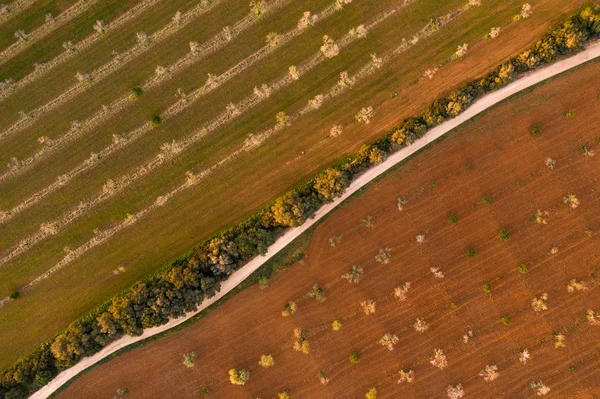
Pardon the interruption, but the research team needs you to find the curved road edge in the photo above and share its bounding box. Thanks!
[32,40,600,399]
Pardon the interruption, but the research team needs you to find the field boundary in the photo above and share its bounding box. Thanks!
[28,36,600,399]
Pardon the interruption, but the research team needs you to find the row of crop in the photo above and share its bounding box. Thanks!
[1,6,599,399]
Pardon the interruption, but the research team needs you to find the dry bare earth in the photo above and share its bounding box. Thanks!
[0,0,591,370]
[56,57,600,398]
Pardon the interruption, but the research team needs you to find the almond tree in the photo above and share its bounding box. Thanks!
[398,369,415,383]
[266,32,280,47]
[297,11,314,30]
[554,333,566,348]
[258,354,275,368]
[479,364,499,382]
[447,384,465,399]
[531,293,549,312]
[136,31,150,46]
[566,279,588,292]
[531,381,550,396]
[533,209,549,225]
[394,282,411,301]
[62,41,75,52]
[375,247,392,264]
[306,284,326,303]
[250,0,266,16]
[335,0,352,11]
[563,194,580,208]
[430,349,447,369]
[228,368,250,385]
[276,111,289,126]
[486,26,501,39]
[355,106,375,124]
[585,309,600,325]
[281,301,297,317]
[361,300,376,315]
[330,125,343,137]
[430,267,444,279]
[183,351,198,367]
[519,349,531,364]
[365,388,377,399]
[292,328,310,354]
[93,20,105,34]
[329,235,341,247]
[452,44,468,60]
[343,266,364,283]
[413,318,429,333]
[14,29,28,41]
[320,35,339,58]
[379,333,399,350]
[289,65,300,80]
[545,157,556,169]
[332,319,342,331]
[416,234,425,244]
[462,330,473,344]
[423,67,439,79]
[338,71,355,88]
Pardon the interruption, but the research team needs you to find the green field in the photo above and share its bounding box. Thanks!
[0,0,588,370]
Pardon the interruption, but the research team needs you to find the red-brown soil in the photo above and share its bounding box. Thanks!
[57,59,600,399]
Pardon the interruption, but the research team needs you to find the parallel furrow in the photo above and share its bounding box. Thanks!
[0,0,165,102]
[0,0,340,221]
[0,0,226,141]
[0,0,103,65]
[0,0,477,307]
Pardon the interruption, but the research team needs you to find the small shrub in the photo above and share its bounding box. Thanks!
[447,213,458,224]
[466,247,476,258]
[498,229,510,241]
[150,114,162,126]
[501,316,511,326]
[258,354,275,368]
[342,266,363,283]
[564,109,575,118]
[482,283,492,293]
[131,87,143,97]
[518,263,529,274]
[481,195,492,204]
[332,319,342,331]
[398,368,415,383]
[228,369,250,385]
[200,388,210,396]
[258,278,269,289]
[365,387,377,399]
[9,290,20,299]
[306,284,326,303]
[281,301,297,317]
[529,125,542,136]
[363,216,374,227]
[349,351,360,363]
[183,351,197,367]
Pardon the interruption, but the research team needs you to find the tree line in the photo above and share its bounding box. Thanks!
[1,6,599,398]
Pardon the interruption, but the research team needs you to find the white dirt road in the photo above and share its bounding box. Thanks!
[31,40,600,399]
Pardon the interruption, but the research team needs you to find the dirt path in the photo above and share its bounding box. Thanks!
[30,40,600,399]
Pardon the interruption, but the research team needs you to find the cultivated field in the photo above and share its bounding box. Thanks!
[55,56,600,398]
[0,0,592,370]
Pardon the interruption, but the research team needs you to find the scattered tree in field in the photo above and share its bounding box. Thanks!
[343,266,364,283]
[531,381,550,396]
[447,384,465,399]
[136,32,150,46]
[563,194,580,208]
[482,283,492,293]
[183,352,197,367]
[585,228,593,237]
[370,53,383,70]
[1,4,11,15]
[479,364,499,382]
[172,11,182,25]
[330,125,343,137]
[355,106,375,124]
[7,156,21,171]
[416,234,425,244]
[430,349,447,369]
[361,300,376,315]
[62,41,76,52]
[397,198,408,211]
[329,235,341,247]
[550,245,559,255]
[462,330,473,344]
[394,282,411,301]
[221,26,232,42]
[258,354,275,368]
[314,168,348,199]
[319,370,330,385]
[131,87,143,98]
[363,216,374,227]
[297,11,313,30]
[0,78,14,93]
[289,65,300,80]
[518,263,529,274]
[380,333,399,351]
[276,111,289,126]
[375,247,392,264]
[398,368,415,383]
[565,109,575,118]
[452,44,468,60]
[226,102,240,118]
[469,0,482,6]
[498,229,510,241]
[447,213,458,224]
[189,41,201,54]
[585,309,600,326]
[519,349,531,364]
[150,114,162,127]
[338,71,355,88]
[281,301,297,317]
[580,145,595,158]
[93,20,105,34]
[413,318,429,333]
[430,267,444,279]
[423,67,439,79]
[545,157,556,169]
[365,388,377,399]
[533,209,549,225]
[466,247,476,257]
[566,279,588,293]
[553,333,566,348]
[306,284,326,303]
[292,328,310,354]
[335,0,352,11]
[228,368,250,385]
[14,29,28,41]
[250,0,266,16]
[320,35,339,58]
[40,222,58,236]
[501,316,511,326]
[308,94,324,110]
[258,277,269,289]
[349,24,367,38]
[481,194,492,204]
[486,26,501,39]
[332,319,342,331]
[349,351,360,363]
[531,293,549,312]
[9,290,20,300]
[278,392,290,399]
[266,32,280,47]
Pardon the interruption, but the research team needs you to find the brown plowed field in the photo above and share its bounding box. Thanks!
[57,60,600,398]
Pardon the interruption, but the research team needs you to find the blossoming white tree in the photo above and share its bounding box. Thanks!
[519,349,531,364]
[531,381,550,396]
[320,35,339,58]
[379,333,399,350]
[398,369,415,383]
[355,106,374,124]
[531,293,549,312]
[447,384,464,399]
[343,266,364,283]
[479,364,499,382]
[330,125,343,137]
[361,299,376,315]
[413,318,429,333]
[375,247,392,264]
[394,282,411,301]
[430,349,447,369]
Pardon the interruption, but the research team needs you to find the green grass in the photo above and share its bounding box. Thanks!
[0,0,591,369]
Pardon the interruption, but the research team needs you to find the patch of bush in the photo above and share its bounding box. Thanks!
[349,351,360,363]
[529,125,542,136]
[466,247,477,258]
[4,7,600,396]
[447,213,458,224]
[518,263,529,274]
[498,229,511,241]
[131,87,143,98]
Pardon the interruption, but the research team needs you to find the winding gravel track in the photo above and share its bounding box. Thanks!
[30,40,600,399]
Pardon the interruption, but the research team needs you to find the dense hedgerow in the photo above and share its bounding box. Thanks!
[2,7,600,399]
